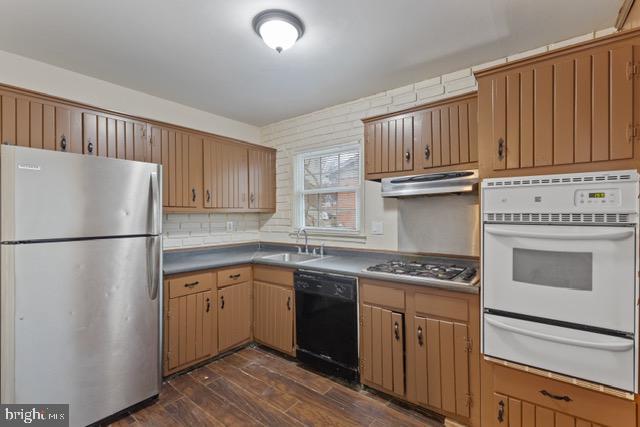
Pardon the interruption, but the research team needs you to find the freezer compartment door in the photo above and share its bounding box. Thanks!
[2,237,161,426]
[484,313,635,392]
[1,145,161,241]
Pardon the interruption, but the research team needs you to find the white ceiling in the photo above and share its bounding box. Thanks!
[0,0,622,126]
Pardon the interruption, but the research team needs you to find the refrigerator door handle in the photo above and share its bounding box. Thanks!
[150,172,160,235]
[147,236,161,300]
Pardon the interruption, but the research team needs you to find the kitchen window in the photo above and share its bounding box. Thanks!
[294,144,362,233]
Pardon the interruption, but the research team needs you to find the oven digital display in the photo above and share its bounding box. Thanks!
[588,192,606,199]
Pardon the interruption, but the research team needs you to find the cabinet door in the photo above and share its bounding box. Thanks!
[364,115,414,178]
[187,134,203,208]
[55,106,82,154]
[248,149,276,210]
[166,289,216,371]
[149,125,163,164]
[82,112,98,155]
[414,316,470,418]
[361,304,405,396]
[1,94,16,146]
[218,282,251,352]
[253,281,293,353]
[205,140,248,209]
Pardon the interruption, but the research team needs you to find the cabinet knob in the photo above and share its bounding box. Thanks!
[60,135,67,151]
[220,295,225,309]
[87,140,94,154]
[192,188,196,202]
[404,151,411,161]
[497,138,505,160]
[394,321,400,341]
[417,326,423,346]
[424,145,431,160]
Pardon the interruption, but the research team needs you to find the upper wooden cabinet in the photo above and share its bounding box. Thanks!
[248,149,276,210]
[362,92,479,181]
[476,29,640,178]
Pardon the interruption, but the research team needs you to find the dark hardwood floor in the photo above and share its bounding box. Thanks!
[107,346,444,427]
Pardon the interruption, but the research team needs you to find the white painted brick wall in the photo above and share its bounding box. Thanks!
[162,213,260,249]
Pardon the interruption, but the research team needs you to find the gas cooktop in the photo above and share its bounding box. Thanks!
[365,260,478,285]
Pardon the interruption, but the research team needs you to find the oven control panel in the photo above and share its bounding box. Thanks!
[574,189,621,206]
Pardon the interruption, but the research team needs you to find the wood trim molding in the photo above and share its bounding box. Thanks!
[0,82,274,152]
[474,26,640,78]
[616,0,636,29]
[362,91,477,123]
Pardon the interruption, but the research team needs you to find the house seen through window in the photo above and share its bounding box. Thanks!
[295,144,362,233]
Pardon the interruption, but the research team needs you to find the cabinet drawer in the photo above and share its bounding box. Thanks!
[493,365,635,426]
[218,266,252,287]
[414,292,468,322]
[253,265,293,287]
[361,281,405,311]
[168,272,214,299]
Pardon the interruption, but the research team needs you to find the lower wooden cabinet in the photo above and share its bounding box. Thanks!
[252,265,295,355]
[484,362,636,427]
[217,281,252,353]
[361,304,405,397]
[163,272,217,376]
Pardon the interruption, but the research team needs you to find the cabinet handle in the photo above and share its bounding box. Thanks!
[424,144,431,160]
[220,295,225,309]
[60,134,67,151]
[417,326,423,346]
[497,399,505,423]
[229,273,241,280]
[250,193,255,203]
[192,188,196,202]
[404,151,411,161]
[497,138,505,160]
[184,281,199,288]
[206,298,211,313]
[539,389,572,402]
[394,321,400,341]
[287,296,291,311]
[87,140,94,154]
[206,189,211,203]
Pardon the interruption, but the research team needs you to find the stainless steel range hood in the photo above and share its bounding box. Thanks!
[381,170,478,197]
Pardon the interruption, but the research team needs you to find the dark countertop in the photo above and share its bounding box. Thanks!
[163,242,479,294]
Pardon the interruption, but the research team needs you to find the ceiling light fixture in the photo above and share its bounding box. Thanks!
[252,9,304,53]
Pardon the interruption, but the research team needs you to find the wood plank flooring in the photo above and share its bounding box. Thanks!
[106,346,443,427]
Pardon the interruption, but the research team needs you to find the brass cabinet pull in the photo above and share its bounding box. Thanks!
[192,188,196,202]
[206,298,211,313]
[220,295,225,309]
[497,137,505,160]
[287,296,291,311]
[424,144,431,160]
[539,389,572,402]
[229,273,241,280]
[60,134,67,151]
[394,321,400,340]
[417,326,423,346]
[184,281,199,288]
[404,151,411,161]
[497,399,505,423]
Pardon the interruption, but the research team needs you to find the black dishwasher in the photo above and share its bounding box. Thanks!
[294,270,359,382]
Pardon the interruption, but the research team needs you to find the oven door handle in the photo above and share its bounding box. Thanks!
[485,316,633,351]
[485,226,634,241]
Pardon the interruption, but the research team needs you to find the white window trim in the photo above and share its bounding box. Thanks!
[293,142,363,236]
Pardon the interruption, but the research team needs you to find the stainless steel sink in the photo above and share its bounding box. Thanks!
[260,252,329,264]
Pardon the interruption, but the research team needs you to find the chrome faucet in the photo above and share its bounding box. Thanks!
[296,228,309,254]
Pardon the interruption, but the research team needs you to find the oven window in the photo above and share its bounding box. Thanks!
[513,248,592,290]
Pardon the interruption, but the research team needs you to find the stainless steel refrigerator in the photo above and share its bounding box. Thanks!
[0,145,162,426]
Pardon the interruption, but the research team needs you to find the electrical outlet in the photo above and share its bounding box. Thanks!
[370,221,384,235]
[226,221,234,232]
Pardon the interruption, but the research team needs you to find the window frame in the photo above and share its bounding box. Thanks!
[293,142,363,235]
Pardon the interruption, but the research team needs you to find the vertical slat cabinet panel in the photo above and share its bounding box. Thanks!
[70,110,83,154]
[468,97,479,163]
[29,101,43,149]
[389,120,398,172]
[609,45,633,160]
[418,111,433,170]
[449,104,460,165]
[492,75,507,170]
[175,133,184,207]
[365,123,374,175]
[150,126,162,164]
[253,281,265,343]
[15,98,29,147]
[1,95,16,145]
[371,306,383,386]
[508,398,523,427]
[125,122,135,160]
[440,107,451,166]
[506,73,521,169]
[522,402,536,427]
[414,317,428,406]
[185,293,197,363]
[391,312,404,396]
[181,133,190,207]
[200,290,216,359]
[178,297,187,365]
[533,63,553,166]
[432,109,442,167]
[439,321,456,414]
[194,293,204,359]
[553,59,575,165]
[361,304,373,382]
[237,145,249,209]
[459,102,470,164]
[82,113,97,155]
[107,118,116,158]
[116,120,126,159]
[575,55,592,163]
[97,115,107,157]
[55,107,71,153]
[381,309,393,391]
[188,135,203,208]
[43,104,55,151]
[403,115,414,171]
[203,139,213,208]
[133,122,146,162]
[454,323,470,418]
[161,129,169,207]
[519,69,534,168]
[374,122,382,173]
[535,407,554,427]
[280,287,293,353]
[168,131,177,207]
[592,51,610,162]
[426,318,442,408]
[381,121,389,173]
[248,149,259,209]
[167,297,180,371]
